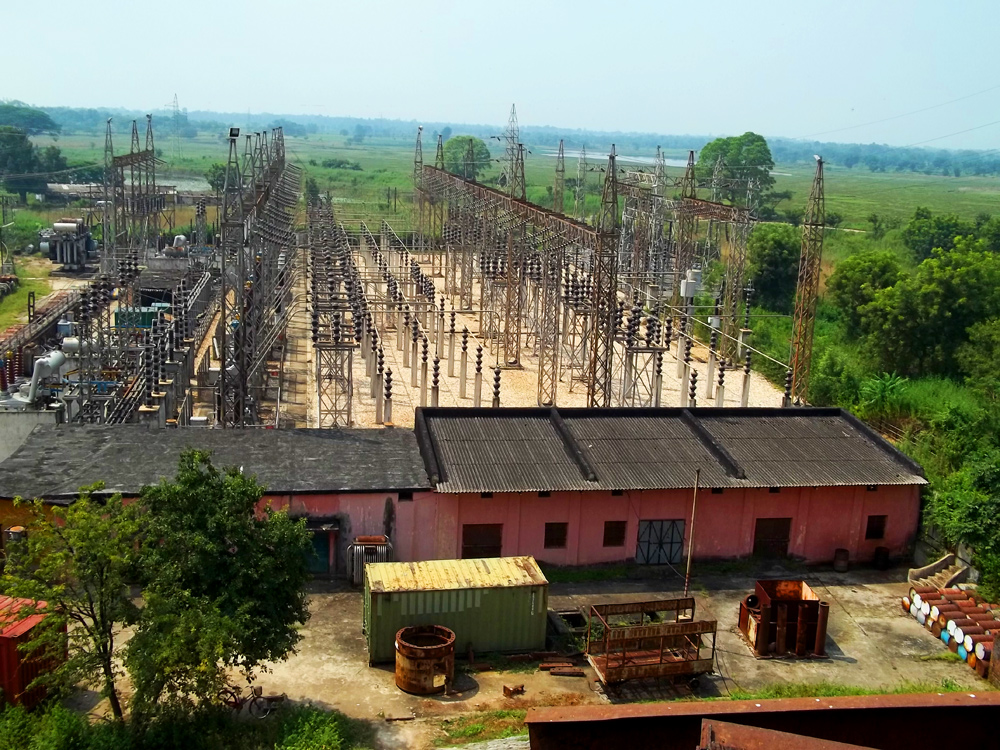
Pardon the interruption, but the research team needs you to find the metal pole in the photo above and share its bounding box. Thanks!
[683,468,701,597]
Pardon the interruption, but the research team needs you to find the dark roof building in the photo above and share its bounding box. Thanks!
[0,424,429,502]
[415,407,926,493]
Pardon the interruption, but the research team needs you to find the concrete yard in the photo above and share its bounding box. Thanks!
[257,566,986,749]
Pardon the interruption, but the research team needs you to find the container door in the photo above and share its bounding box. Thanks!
[635,520,685,565]
[753,518,792,558]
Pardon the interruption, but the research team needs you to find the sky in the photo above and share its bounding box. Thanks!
[8,0,1000,149]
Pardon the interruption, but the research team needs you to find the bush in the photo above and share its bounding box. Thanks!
[276,706,343,750]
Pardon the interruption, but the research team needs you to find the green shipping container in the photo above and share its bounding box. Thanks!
[364,557,548,664]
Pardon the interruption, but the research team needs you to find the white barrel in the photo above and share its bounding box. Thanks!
[976,641,993,660]
[917,611,927,625]
[53,222,81,233]
[909,603,919,618]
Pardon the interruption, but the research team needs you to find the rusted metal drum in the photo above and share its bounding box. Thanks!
[975,640,993,662]
[931,603,960,621]
[947,617,976,635]
[965,633,993,653]
[394,625,456,695]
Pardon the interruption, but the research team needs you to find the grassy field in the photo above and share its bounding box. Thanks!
[0,258,52,331]
[32,130,1000,232]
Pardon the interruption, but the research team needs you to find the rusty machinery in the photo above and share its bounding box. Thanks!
[738,580,831,659]
[585,598,717,686]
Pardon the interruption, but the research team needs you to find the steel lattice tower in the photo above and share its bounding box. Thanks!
[672,150,697,306]
[575,145,587,221]
[790,157,825,404]
[587,147,619,407]
[553,139,565,213]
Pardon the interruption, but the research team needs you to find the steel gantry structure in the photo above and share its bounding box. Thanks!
[218,127,302,427]
[790,156,825,404]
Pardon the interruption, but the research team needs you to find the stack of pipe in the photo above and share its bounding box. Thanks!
[901,586,998,679]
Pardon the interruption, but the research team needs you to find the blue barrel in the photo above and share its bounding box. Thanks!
[957,644,968,661]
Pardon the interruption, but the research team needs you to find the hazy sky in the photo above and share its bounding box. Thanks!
[9,0,1000,149]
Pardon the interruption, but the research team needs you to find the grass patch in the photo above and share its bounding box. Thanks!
[918,651,964,663]
[539,562,629,583]
[721,679,964,701]
[436,709,527,747]
[0,259,52,331]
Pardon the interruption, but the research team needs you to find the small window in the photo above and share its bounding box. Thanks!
[481,492,493,499]
[611,490,624,497]
[538,491,551,498]
[603,520,627,548]
[866,514,887,540]
[769,487,781,494]
[544,522,568,549]
[866,485,878,492]
[398,491,413,501]
[711,488,724,495]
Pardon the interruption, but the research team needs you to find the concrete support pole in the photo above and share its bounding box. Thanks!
[706,332,717,401]
[383,369,393,426]
[459,329,469,399]
[474,346,483,407]
[437,309,445,358]
[420,337,429,407]
[741,351,752,408]
[410,336,419,388]
[431,356,440,407]
[448,328,456,377]
[375,373,384,424]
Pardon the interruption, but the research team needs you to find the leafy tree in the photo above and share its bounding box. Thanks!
[0,126,43,202]
[697,132,775,203]
[747,223,800,312]
[860,237,1000,377]
[901,206,971,261]
[1,489,140,719]
[825,212,843,229]
[127,450,311,718]
[867,212,884,240]
[956,318,1000,399]
[783,207,805,227]
[440,126,452,141]
[204,162,227,193]
[304,176,320,203]
[826,250,902,336]
[352,123,368,144]
[0,103,60,135]
[37,145,67,175]
[442,136,491,181]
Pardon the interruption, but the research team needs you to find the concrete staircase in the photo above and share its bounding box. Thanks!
[908,553,970,590]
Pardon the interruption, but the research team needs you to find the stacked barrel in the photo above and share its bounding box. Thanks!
[902,586,998,679]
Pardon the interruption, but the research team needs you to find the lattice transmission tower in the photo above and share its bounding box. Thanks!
[553,139,565,213]
[790,157,825,404]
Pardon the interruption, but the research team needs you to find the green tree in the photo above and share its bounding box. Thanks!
[204,162,227,193]
[826,250,902,337]
[901,206,971,261]
[304,176,320,203]
[442,136,491,181]
[126,450,312,718]
[747,223,800,312]
[37,145,67,175]
[956,318,1000,399]
[0,126,43,202]
[0,103,60,135]
[1,489,140,719]
[697,132,775,203]
[860,237,1000,377]
[440,126,452,141]
[867,212,884,239]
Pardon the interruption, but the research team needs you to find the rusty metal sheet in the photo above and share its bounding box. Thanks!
[592,598,695,617]
[606,620,716,642]
[595,657,715,683]
[699,719,875,749]
[365,556,547,593]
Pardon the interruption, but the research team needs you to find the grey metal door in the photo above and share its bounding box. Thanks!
[636,520,685,565]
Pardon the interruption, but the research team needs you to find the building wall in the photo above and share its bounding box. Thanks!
[393,485,920,566]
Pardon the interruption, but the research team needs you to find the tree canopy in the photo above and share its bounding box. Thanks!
[900,206,971,261]
[697,132,775,203]
[747,223,799,312]
[0,103,60,135]
[826,250,902,337]
[204,163,227,192]
[442,136,491,181]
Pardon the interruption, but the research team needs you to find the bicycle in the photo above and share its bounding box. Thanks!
[217,679,285,719]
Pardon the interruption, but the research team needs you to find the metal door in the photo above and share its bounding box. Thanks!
[462,524,503,559]
[753,518,792,558]
[635,520,685,565]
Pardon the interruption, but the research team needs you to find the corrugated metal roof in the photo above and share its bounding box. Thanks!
[418,407,927,493]
[365,556,548,593]
[0,597,48,639]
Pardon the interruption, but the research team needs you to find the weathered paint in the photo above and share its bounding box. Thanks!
[364,559,548,663]
[394,485,920,565]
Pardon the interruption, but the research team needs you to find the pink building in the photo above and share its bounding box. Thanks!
[0,407,926,574]
[398,407,925,568]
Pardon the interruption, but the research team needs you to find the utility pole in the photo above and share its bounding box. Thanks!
[790,156,825,404]
[553,139,565,214]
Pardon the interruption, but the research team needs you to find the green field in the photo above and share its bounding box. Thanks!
[33,131,1000,232]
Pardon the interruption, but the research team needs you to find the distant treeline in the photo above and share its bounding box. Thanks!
[32,104,1000,176]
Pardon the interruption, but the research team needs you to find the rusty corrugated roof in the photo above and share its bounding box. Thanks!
[0,597,49,639]
[365,556,547,593]
[416,407,927,493]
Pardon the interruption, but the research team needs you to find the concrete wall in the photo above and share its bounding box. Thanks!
[393,485,921,566]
